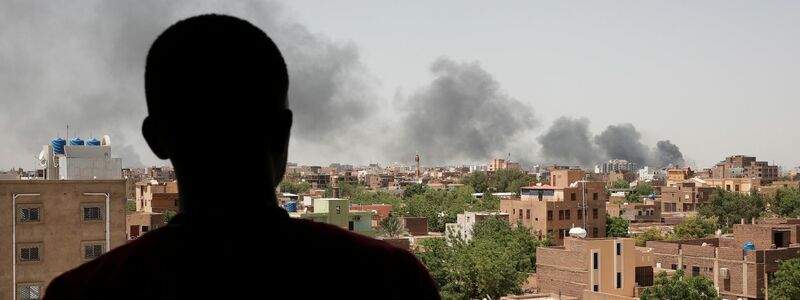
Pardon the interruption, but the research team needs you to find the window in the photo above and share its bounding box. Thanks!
[593,252,599,269]
[692,266,700,276]
[559,229,567,239]
[593,227,599,237]
[593,192,598,200]
[18,285,42,300]
[526,209,530,219]
[83,207,102,221]
[19,207,41,223]
[547,210,553,221]
[616,243,621,255]
[593,208,598,219]
[335,206,341,214]
[142,226,150,232]
[19,245,41,262]
[512,208,515,215]
[616,272,622,288]
[593,285,599,292]
[671,264,677,270]
[519,209,523,218]
[84,244,104,260]
[558,210,564,220]
[577,209,583,220]
[570,193,576,201]
[565,209,570,220]
[735,185,740,192]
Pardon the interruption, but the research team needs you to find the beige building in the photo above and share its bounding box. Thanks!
[134,180,178,212]
[488,159,521,172]
[537,237,655,299]
[606,201,661,223]
[648,219,800,300]
[501,170,607,245]
[659,182,715,213]
[712,155,780,184]
[0,180,126,300]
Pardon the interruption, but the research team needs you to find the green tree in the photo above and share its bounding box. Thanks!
[606,214,629,237]
[700,189,765,229]
[670,216,716,240]
[403,186,498,232]
[769,257,800,300]
[640,269,719,300]
[162,210,177,223]
[625,182,656,203]
[770,188,800,217]
[461,171,489,193]
[379,215,407,238]
[495,169,534,194]
[403,183,428,199]
[635,227,665,247]
[416,216,550,300]
[612,179,630,189]
[279,181,311,194]
[126,200,137,213]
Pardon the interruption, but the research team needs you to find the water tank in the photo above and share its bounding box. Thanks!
[69,137,85,146]
[86,138,101,146]
[51,138,66,154]
[743,242,755,254]
[285,201,297,212]
[569,227,587,238]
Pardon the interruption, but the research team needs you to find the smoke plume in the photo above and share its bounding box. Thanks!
[537,117,599,167]
[390,58,537,164]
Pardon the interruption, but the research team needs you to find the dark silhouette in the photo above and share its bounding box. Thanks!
[44,14,438,299]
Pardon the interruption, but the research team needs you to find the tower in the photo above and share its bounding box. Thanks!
[415,153,420,178]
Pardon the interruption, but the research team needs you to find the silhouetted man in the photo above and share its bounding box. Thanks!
[44,14,439,300]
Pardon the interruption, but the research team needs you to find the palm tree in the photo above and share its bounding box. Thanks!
[380,215,408,238]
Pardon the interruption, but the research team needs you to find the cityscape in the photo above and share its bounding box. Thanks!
[3,1,800,300]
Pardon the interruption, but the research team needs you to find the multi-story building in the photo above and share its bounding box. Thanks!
[292,198,374,236]
[350,204,393,228]
[697,177,761,194]
[446,211,510,241]
[134,180,179,212]
[648,219,800,300]
[537,237,655,299]
[712,155,780,184]
[659,182,715,213]
[595,159,639,174]
[638,166,667,183]
[0,180,126,299]
[606,201,661,223]
[500,170,607,245]
[487,159,521,172]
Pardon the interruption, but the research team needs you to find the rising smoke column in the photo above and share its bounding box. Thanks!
[537,117,599,167]
[594,123,650,166]
[391,58,537,164]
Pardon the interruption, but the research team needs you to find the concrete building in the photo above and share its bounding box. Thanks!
[0,180,126,299]
[446,211,510,241]
[697,177,761,194]
[638,166,667,183]
[606,201,661,223]
[400,217,429,236]
[659,182,715,213]
[712,155,780,184]
[292,198,374,236]
[666,167,694,186]
[125,211,167,240]
[537,237,655,299]
[500,170,607,245]
[759,180,800,197]
[134,180,179,213]
[40,136,122,180]
[595,159,639,174]
[350,204,392,228]
[648,219,800,300]
[488,159,521,172]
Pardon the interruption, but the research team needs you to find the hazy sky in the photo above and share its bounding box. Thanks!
[2,1,799,170]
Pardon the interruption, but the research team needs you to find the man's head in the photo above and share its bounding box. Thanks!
[143,14,291,187]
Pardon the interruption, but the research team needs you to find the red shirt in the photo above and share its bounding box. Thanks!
[44,209,439,299]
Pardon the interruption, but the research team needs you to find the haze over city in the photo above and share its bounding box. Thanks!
[2,0,799,170]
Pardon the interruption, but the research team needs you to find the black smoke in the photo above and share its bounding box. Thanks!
[537,117,599,167]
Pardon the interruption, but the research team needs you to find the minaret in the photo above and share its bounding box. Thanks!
[415,153,420,178]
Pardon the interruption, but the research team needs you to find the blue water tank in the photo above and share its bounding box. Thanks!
[743,242,755,254]
[70,137,85,146]
[86,138,101,146]
[51,138,66,154]
[285,201,297,212]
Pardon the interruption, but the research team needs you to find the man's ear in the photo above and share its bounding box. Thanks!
[142,116,170,160]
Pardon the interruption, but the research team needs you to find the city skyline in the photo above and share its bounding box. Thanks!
[2,0,799,170]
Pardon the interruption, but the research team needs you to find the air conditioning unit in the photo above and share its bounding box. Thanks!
[720,268,729,279]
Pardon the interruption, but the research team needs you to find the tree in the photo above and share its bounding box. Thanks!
[279,181,311,194]
[625,182,656,203]
[379,215,407,238]
[606,214,629,237]
[635,227,665,247]
[403,186,498,232]
[403,183,428,199]
[770,188,800,218]
[461,171,489,193]
[495,169,534,194]
[640,269,719,300]
[162,210,177,223]
[769,257,800,300]
[126,200,137,213]
[670,216,716,240]
[416,216,550,300]
[612,179,629,189]
[700,189,765,230]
